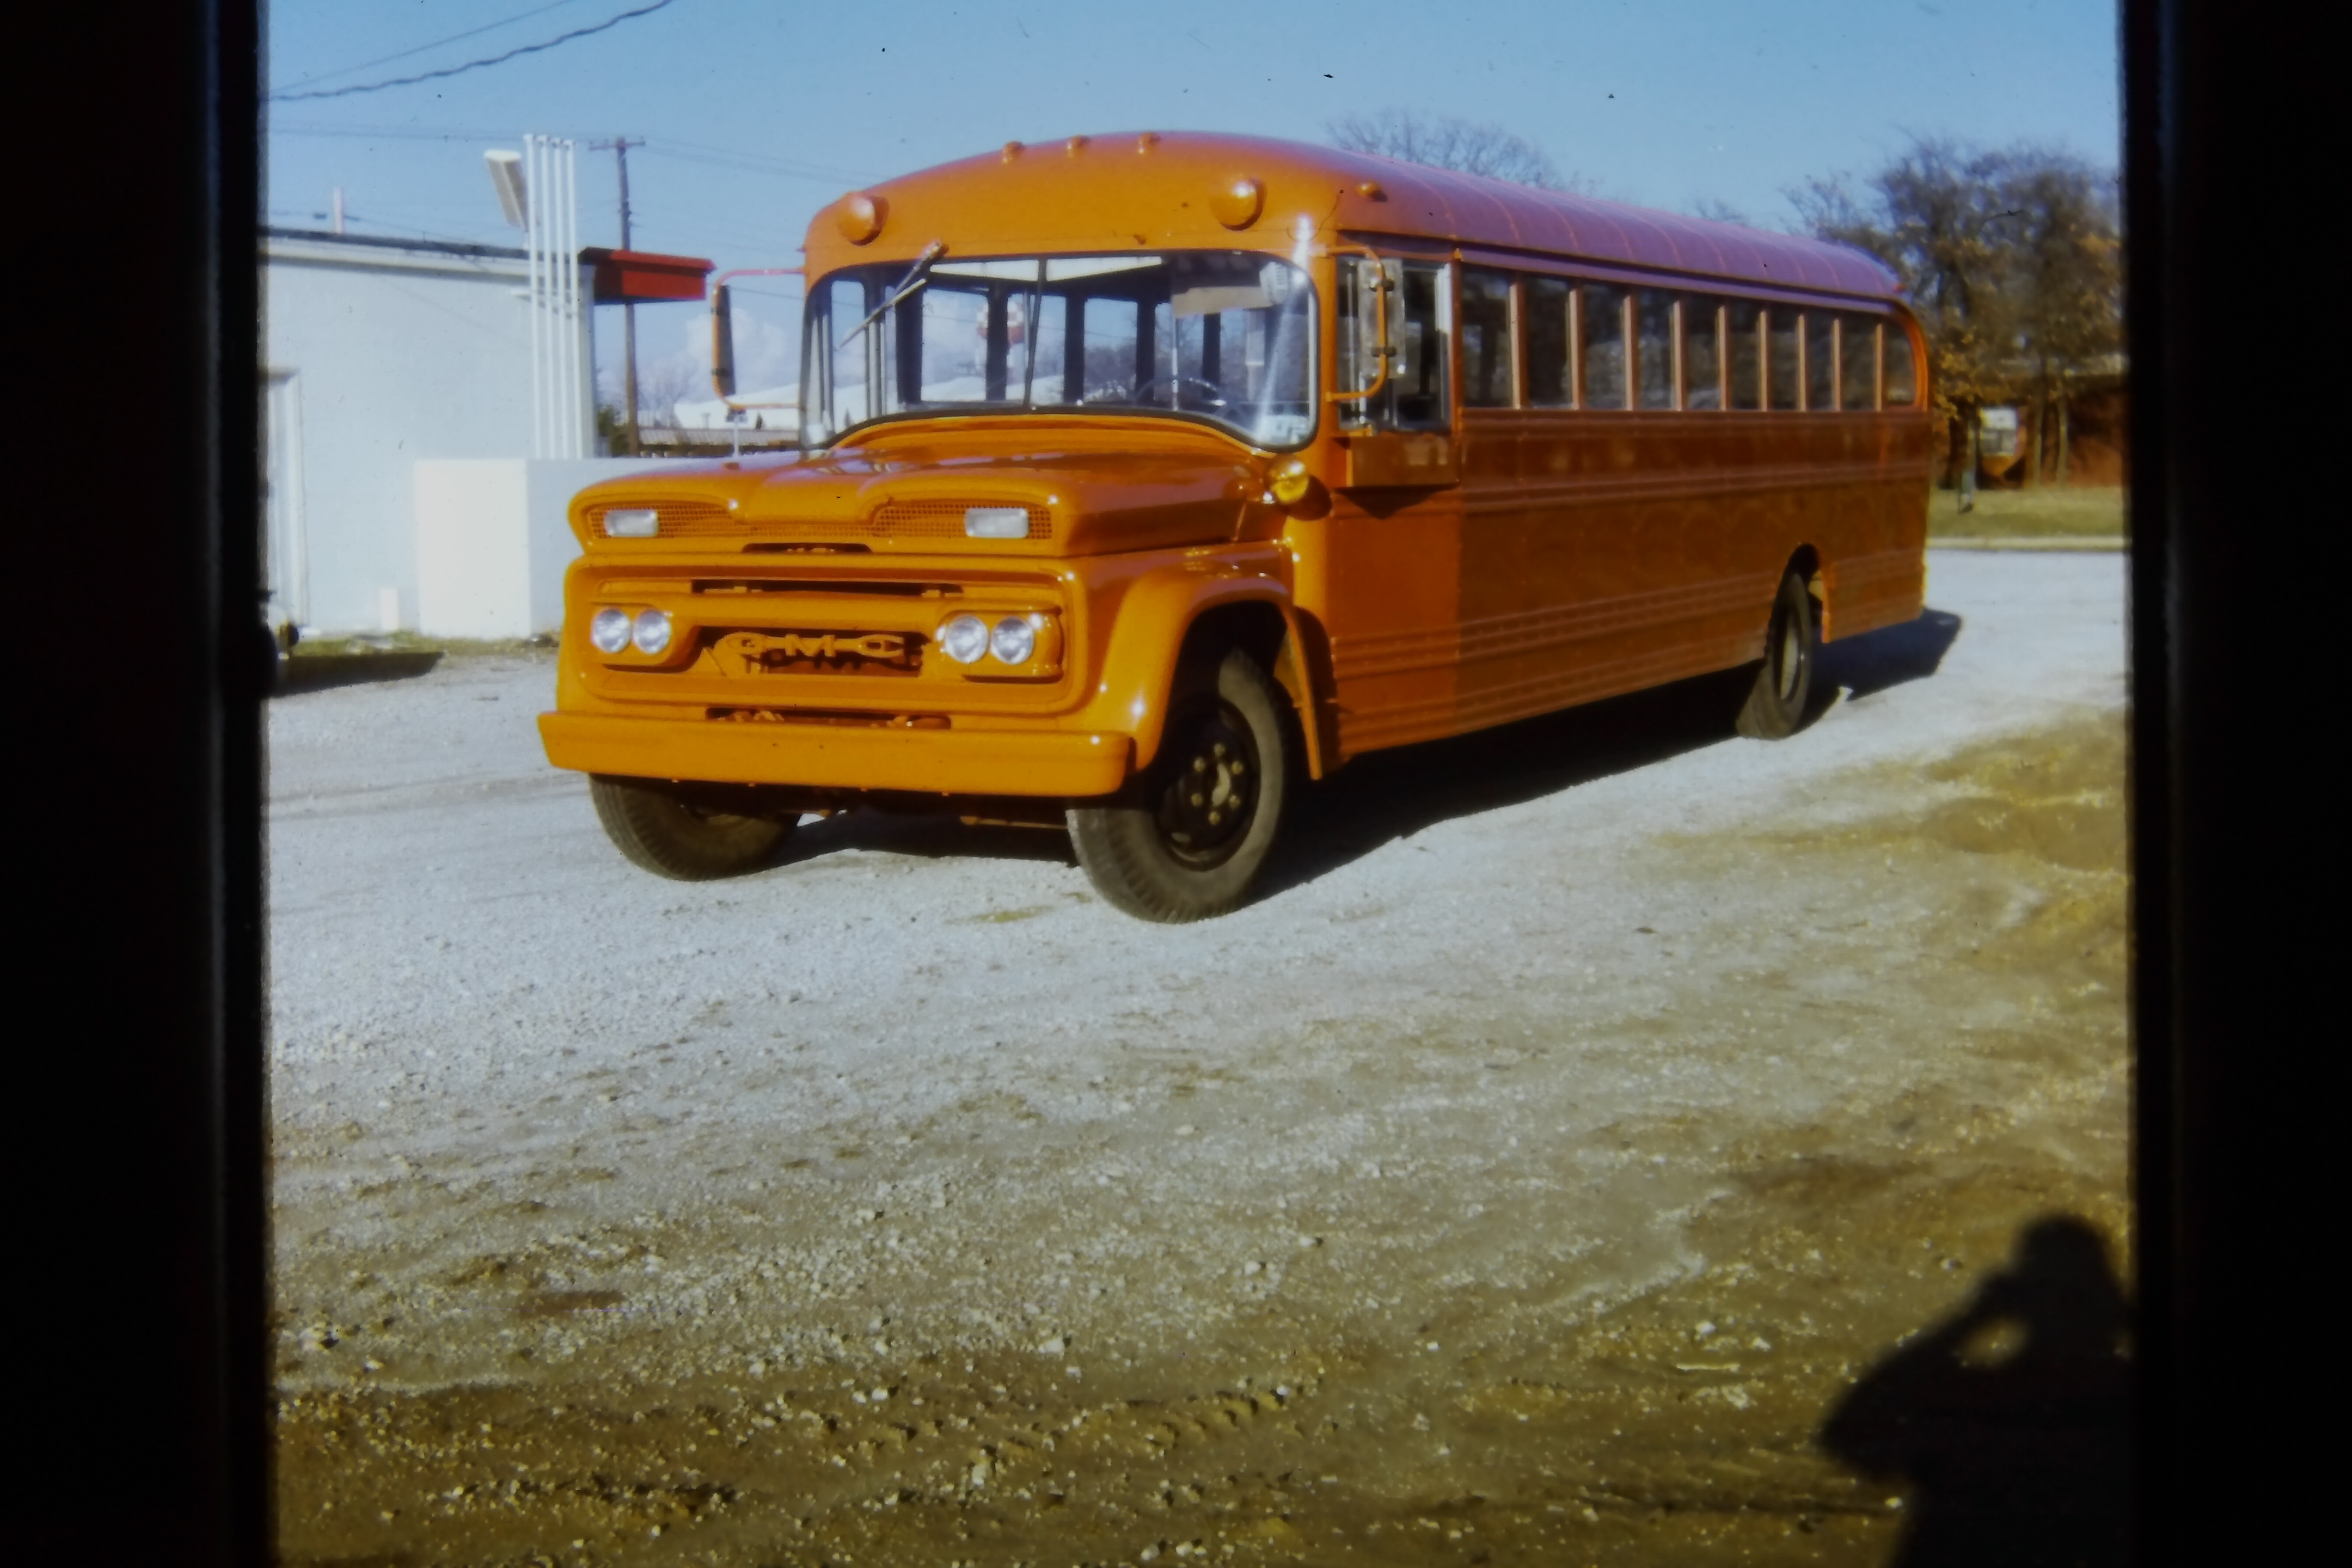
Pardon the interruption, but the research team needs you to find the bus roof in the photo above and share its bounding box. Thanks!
[805,131,1904,307]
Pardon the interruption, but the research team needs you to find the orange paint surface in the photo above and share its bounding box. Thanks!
[539,132,1930,800]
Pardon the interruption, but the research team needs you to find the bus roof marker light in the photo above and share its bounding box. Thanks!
[1358,180,1387,201]
[1065,136,1089,157]
[837,193,887,245]
[1136,132,1161,154]
[1211,178,1265,230]
[1002,142,1024,162]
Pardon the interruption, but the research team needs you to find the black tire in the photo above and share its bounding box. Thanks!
[588,775,796,880]
[1736,570,1820,739]
[1068,648,1293,922]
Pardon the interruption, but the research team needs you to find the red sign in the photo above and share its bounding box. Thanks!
[580,248,713,304]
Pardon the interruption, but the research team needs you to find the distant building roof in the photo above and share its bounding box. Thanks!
[262,226,528,262]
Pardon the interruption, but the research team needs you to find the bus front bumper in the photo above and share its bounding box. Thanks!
[537,711,1133,799]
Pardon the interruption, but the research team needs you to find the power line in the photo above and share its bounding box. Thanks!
[272,0,588,93]
[268,122,873,187]
[271,121,529,142]
[268,0,676,103]
[645,137,879,185]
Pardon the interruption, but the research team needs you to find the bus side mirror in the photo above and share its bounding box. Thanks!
[711,283,737,399]
[1334,258,1400,421]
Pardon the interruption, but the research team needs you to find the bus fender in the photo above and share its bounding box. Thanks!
[1081,567,1330,781]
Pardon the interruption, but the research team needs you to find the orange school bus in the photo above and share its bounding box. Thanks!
[539,131,1928,921]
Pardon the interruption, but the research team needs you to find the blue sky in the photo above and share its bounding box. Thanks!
[266,0,2121,405]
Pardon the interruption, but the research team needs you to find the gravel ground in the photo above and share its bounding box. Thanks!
[267,552,2130,1567]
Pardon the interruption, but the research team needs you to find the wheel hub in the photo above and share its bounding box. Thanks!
[1155,702,1257,866]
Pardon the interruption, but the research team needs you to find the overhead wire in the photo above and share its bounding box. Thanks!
[270,124,872,190]
[271,0,589,92]
[268,0,676,103]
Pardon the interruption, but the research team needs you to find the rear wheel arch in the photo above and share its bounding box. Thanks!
[1787,543,1824,603]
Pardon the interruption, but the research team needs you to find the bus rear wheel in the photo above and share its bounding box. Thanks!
[1068,648,1291,922]
[589,775,796,880]
[1736,571,1820,740]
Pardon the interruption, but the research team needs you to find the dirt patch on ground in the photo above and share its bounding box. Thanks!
[271,713,2127,1567]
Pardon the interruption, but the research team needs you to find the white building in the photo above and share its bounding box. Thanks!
[262,226,653,638]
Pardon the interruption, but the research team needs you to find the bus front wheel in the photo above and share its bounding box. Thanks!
[589,775,796,880]
[1069,648,1291,922]
[1736,571,1820,740]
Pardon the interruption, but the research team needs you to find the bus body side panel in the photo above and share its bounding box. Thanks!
[1312,406,1928,764]
[1817,412,1932,642]
[1450,409,1779,744]
[1308,489,1467,762]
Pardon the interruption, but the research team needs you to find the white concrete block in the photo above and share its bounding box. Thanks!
[415,457,669,640]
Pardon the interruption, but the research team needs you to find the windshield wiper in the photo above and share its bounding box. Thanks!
[837,238,946,351]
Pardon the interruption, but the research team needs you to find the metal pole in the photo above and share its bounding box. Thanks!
[617,138,639,454]
[526,136,543,458]
[564,138,581,457]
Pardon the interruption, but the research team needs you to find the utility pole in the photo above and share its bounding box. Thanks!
[592,137,643,454]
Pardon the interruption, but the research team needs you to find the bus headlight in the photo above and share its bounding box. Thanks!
[964,506,1030,539]
[990,616,1036,666]
[590,607,632,654]
[632,609,672,655]
[939,614,990,664]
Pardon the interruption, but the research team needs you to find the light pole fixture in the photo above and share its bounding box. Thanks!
[485,150,526,229]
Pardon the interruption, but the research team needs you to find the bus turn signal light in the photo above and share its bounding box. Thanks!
[1269,459,1328,516]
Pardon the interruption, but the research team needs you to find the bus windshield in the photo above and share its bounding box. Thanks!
[802,250,1316,450]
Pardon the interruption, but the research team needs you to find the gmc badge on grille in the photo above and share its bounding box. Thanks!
[716,630,916,674]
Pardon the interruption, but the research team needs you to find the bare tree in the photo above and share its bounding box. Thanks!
[1793,138,2024,505]
[1327,108,1590,193]
[1685,196,1754,226]
[1791,136,2120,498]
[635,359,707,430]
[1999,151,2121,485]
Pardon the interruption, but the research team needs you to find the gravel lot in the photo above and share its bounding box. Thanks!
[268,551,2130,1566]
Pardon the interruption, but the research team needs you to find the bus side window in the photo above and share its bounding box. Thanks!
[1460,268,1515,408]
[1804,312,1837,411]
[1884,326,1919,407]
[1524,275,1572,407]
[1728,299,1763,411]
[1840,315,1880,411]
[1581,283,1628,409]
[1636,289,1676,410]
[1392,262,1451,428]
[1767,308,1801,411]
[1683,296,1724,411]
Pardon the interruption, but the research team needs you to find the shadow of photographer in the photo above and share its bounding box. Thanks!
[1821,1214,2129,1567]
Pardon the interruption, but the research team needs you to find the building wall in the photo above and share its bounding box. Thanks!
[264,234,593,633]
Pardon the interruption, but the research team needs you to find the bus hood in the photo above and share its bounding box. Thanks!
[586,422,1267,556]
